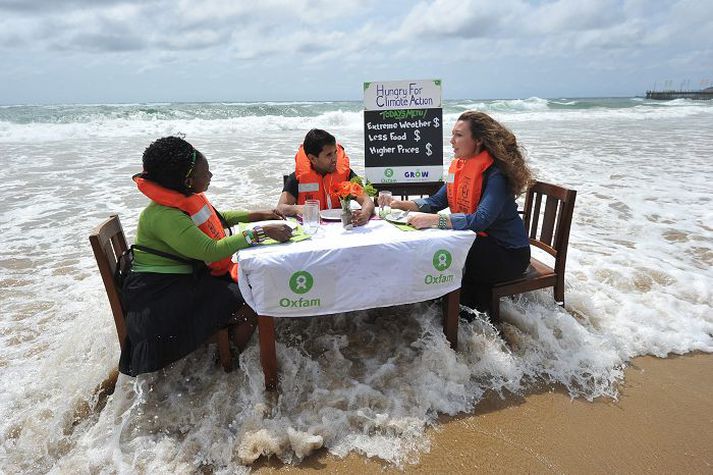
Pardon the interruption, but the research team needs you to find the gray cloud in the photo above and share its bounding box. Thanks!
[393,0,713,52]
[60,32,146,52]
[3,0,712,59]
[0,0,130,13]
[0,0,372,57]
[1,0,711,103]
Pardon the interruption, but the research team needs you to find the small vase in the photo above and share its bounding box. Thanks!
[340,207,353,230]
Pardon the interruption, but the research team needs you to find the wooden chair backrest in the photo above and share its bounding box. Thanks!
[89,214,128,348]
[522,181,577,274]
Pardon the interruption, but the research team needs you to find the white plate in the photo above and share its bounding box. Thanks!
[383,210,410,224]
[320,208,344,221]
[244,220,298,230]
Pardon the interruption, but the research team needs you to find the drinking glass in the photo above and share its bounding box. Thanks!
[378,190,393,217]
[302,200,320,235]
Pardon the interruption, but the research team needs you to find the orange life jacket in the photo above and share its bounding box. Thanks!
[446,150,495,213]
[446,150,495,235]
[133,176,239,282]
[294,144,351,209]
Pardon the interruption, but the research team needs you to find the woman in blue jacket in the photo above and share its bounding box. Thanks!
[381,111,533,316]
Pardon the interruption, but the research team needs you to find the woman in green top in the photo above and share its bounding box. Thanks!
[120,136,293,376]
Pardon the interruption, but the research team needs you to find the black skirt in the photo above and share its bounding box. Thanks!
[460,235,531,311]
[118,270,244,376]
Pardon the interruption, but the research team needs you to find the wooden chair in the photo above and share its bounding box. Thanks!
[89,214,235,372]
[490,182,577,323]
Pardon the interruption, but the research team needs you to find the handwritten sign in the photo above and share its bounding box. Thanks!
[363,80,443,184]
[364,80,442,110]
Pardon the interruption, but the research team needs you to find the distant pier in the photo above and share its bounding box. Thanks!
[646,87,713,100]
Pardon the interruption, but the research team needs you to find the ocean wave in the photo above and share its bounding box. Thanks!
[654,98,698,106]
[2,99,712,143]
[448,96,551,112]
[0,110,366,142]
[0,102,362,126]
[441,103,713,127]
[550,99,579,105]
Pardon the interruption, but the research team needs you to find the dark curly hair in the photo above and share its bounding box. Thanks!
[457,111,533,196]
[142,136,198,195]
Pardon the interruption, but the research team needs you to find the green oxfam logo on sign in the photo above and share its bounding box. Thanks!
[289,271,314,294]
[384,168,394,178]
[432,250,452,271]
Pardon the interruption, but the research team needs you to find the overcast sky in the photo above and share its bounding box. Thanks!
[1,0,711,104]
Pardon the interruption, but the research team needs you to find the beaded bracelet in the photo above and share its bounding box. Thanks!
[242,229,256,246]
[438,214,448,229]
[253,225,268,243]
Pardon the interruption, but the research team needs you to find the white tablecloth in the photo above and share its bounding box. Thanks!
[236,219,476,317]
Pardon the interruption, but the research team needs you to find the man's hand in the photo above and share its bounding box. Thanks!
[275,203,302,217]
[350,208,371,227]
[249,209,286,222]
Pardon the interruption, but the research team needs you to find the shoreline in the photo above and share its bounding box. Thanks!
[254,352,713,473]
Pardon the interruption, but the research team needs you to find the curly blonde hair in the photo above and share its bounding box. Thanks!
[457,111,533,196]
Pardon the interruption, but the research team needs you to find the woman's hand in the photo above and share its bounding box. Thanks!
[406,212,440,229]
[249,209,286,222]
[262,223,293,242]
[379,195,409,212]
[378,193,394,207]
[389,200,405,211]
[388,200,419,212]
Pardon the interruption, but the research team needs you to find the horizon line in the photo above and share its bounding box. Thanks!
[0,95,642,107]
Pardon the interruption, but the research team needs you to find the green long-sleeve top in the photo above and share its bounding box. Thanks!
[132,202,251,274]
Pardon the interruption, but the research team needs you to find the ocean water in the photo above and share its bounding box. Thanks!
[1,97,712,472]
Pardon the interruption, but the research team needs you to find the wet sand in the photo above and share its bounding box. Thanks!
[255,352,713,473]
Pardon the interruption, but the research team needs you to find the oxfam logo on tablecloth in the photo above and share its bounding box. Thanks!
[289,271,314,294]
[384,168,394,178]
[432,250,452,271]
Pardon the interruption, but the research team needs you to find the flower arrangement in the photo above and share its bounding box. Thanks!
[333,180,364,212]
[348,175,377,198]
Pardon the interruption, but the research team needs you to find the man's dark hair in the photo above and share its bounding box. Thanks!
[142,136,197,194]
[303,129,336,157]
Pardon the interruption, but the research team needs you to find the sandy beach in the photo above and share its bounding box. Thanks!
[254,352,713,473]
